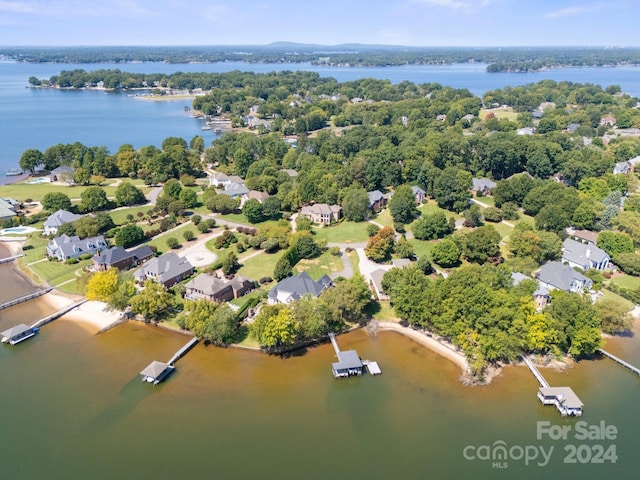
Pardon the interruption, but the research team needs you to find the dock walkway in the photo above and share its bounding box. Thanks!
[520,355,550,388]
[0,254,24,264]
[167,337,198,366]
[598,349,640,376]
[0,288,53,311]
[31,300,87,329]
[328,332,340,358]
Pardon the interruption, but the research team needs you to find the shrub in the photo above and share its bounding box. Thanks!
[191,215,202,225]
[483,207,503,223]
[366,223,380,237]
[66,257,79,265]
[259,277,273,284]
[78,253,93,261]
[197,222,209,233]
[166,237,180,249]
[183,230,195,242]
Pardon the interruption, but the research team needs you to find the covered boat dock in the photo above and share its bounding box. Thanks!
[140,361,174,385]
[1,324,38,345]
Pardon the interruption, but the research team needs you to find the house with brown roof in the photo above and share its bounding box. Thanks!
[184,273,254,303]
[299,203,341,225]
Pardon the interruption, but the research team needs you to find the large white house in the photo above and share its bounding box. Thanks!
[561,238,609,271]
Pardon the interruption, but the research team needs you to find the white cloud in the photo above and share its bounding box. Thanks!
[544,3,605,19]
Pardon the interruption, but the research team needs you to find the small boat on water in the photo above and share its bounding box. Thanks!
[6,168,23,176]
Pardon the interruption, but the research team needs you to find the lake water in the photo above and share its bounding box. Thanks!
[0,243,638,479]
[1,62,640,478]
[1,60,639,181]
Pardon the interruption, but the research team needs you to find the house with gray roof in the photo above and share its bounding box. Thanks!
[46,234,107,261]
[133,252,194,288]
[93,245,154,271]
[411,186,426,204]
[184,273,254,303]
[50,165,76,183]
[561,238,609,271]
[367,190,388,212]
[613,161,631,175]
[472,178,497,195]
[0,198,17,221]
[537,261,592,293]
[43,209,84,236]
[299,203,341,225]
[220,182,250,199]
[267,271,333,305]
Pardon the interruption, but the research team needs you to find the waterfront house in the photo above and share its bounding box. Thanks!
[133,252,194,288]
[50,166,76,183]
[471,178,496,196]
[43,209,84,236]
[299,203,341,225]
[561,238,609,271]
[93,245,154,271]
[370,269,388,301]
[367,190,388,212]
[184,273,254,303]
[267,271,333,305]
[46,234,107,261]
[537,261,592,293]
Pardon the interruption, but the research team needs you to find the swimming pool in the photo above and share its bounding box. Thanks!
[1,226,39,234]
[26,177,51,184]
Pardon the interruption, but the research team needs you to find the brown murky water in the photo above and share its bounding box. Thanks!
[0,244,637,479]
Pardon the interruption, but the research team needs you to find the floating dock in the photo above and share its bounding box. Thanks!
[521,355,582,416]
[598,348,640,376]
[329,332,380,378]
[141,337,198,385]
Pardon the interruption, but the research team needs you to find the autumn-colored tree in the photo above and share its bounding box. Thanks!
[85,268,119,302]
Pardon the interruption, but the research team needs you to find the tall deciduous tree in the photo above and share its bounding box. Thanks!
[130,280,174,321]
[80,186,109,212]
[341,185,370,222]
[85,268,119,302]
[115,182,146,206]
[389,185,418,224]
[41,192,71,212]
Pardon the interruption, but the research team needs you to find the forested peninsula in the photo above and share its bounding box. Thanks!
[13,69,640,379]
[5,45,640,72]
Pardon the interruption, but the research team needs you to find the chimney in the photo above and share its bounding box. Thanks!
[585,248,591,259]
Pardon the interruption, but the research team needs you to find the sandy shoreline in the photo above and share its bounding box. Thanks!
[375,321,470,374]
[42,291,124,333]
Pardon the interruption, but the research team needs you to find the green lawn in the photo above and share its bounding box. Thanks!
[0,178,151,202]
[373,209,394,227]
[599,289,635,311]
[408,238,437,260]
[372,301,400,321]
[608,274,640,290]
[236,249,285,280]
[312,221,370,244]
[294,251,343,280]
[110,206,154,225]
[144,223,203,253]
[218,213,283,229]
[480,107,519,121]
[28,256,91,287]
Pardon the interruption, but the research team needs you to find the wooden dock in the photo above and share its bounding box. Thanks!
[0,254,24,264]
[0,287,53,311]
[31,300,87,329]
[598,349,640,376]
[167,337,199,365]
[520,355,550,388]
[328,332,340,358]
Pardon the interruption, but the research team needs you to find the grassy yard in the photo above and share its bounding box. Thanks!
[608,274,640,290]
[371,301,399,321]
[144,223,203,253]
[480,107,519,122]
[408,238,437,260]
[110,206,154,225]
[294,251,343,280]
[218,213,283,229]
[373,209,394,227]
[0,178,151,202]
[599,289,635,310]
[312,221,370,244]
[236,249,285,281]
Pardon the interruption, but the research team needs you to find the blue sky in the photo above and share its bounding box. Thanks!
[0,0,637,47]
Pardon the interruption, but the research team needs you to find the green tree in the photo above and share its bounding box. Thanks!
[290,296,331,339]
[19,148,44,173]
[431,239,460,267]
[41,191,71,212]
[341,185,370,222]
[433,167,472,213]
[460,225,501,264]
[242,198,265,224]
[179,188,198,209]
[163,178,183,199]
[222,251,240,276]
[597,231,634,257]
[204,304,238,344]
[130,280,174,321]
[250,305,298,348]
[80,186,109,212]
[321,275,372,325]
[274,256,292,281]
[183,230,195,242]
[115,182,146,206]
[261,196,281,220]
[389,185,419,224]
[291,231,321,259]
[166,237,179,249]
[412,211,452,240]
[114,224,145,248]
[74,167,91,185]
